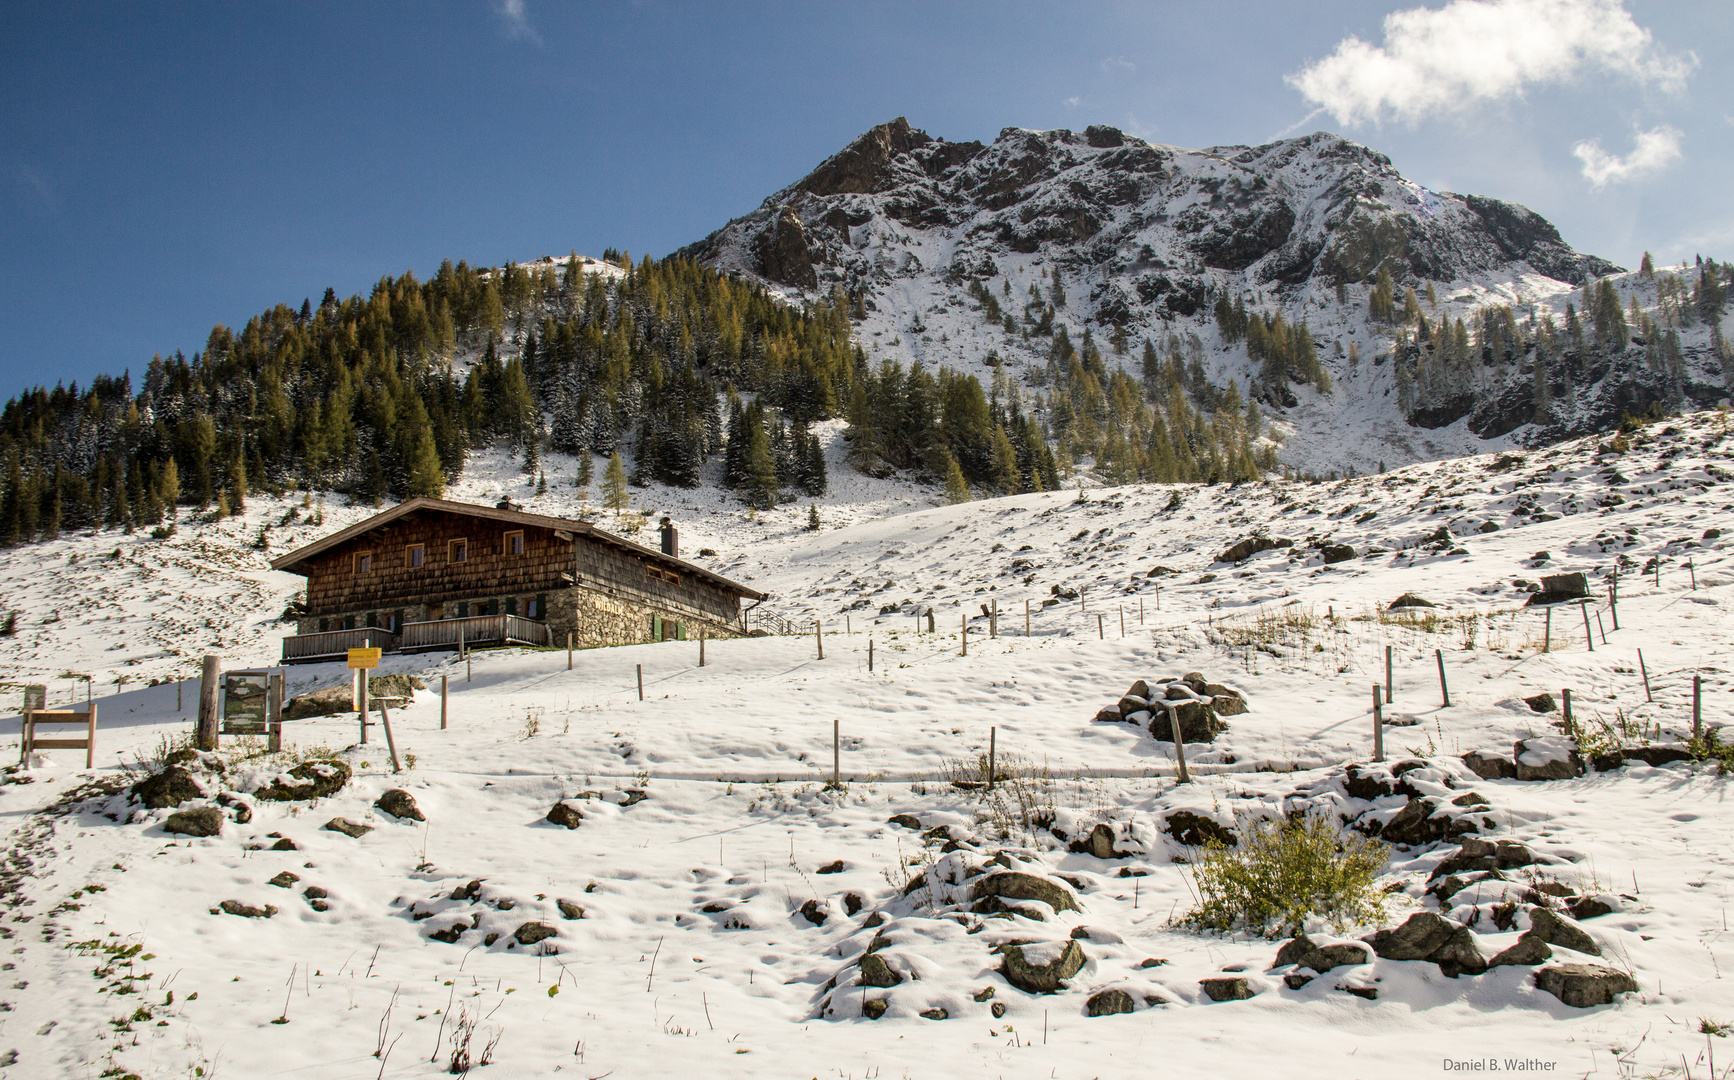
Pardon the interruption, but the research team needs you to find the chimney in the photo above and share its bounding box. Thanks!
[659,516,678,557]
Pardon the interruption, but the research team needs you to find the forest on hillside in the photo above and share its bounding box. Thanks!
[0,251,1338,548]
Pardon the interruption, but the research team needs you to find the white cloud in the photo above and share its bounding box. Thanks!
[1287,0,1694,126]
[1572,125,1683,187]
[495,0,542,45]
[1063,96,1081,108]
[1100,56,1135,73]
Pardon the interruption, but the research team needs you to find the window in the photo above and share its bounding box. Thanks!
[647,565,681,586]
[456,602,468,618]
[527,593,545,619]
[449,539,468,563]
[354,551,373,575]
[504,530,525,556]
[505,597,518,616]
[407,544,425,568]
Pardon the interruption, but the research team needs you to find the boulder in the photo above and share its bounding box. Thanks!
[428,925,465,944]
[919,1007,948,1021]
[1163,810,1235,848]
[1388,593,1436,610]
[1198,976,1255,1002]
[1273,934,1318,969]
[1148,700,1226,743]
[1073,823,1130,860]
[972,872,1081,916]
[546,802,584,829]
[219,900,277,919]
[1116,695,1150,717]
[1001,939,1086,993]
[1522,693,1558,713]
[799,899,828,926]
[887,814,921,830]
[1094,706,1126,724]
[1489,931,1552,968]
[1620,746,1692,767]
[556,899,585,920]
[1534,964,1636,1007]
[254,760,352,802]
[1514,738,1585,781]
[323,817,372,838]
[163,806,225,837]
[374,789,424,821]
[1218,537,1292,564]
[270,837,299,851]
[1304,942,1374,972]
[132,766,206,810]
[1365,912,1458,961]
[266,871,299,888]
[1462,749,1517,780]
[1431,926,1490,978]
[860,998,888,1020]
[1321,544,1356,564]
[1527,908,1601,956]
[1430,838,1538,879]
[1569,897,1615,921]
[859,952,902,987]
[1086,989,1136,1016]
[1539,573,1590,600]
[1126,680,1151,700]
[1381,798,1474,847]
[512,922,557,946]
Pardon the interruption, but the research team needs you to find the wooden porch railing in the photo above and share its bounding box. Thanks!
[281,628,399,663]
[399,614,550,652]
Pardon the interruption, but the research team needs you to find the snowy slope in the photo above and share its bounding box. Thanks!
[0,412,1730,1078]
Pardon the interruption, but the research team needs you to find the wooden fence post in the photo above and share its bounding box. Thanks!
[867,638,873,672]
[1024,599,1031,636]
[1596,610,1607,645]
[1385,644,1393,703]
[988,726,996,791]
[1543,607,1551,653]
[567,632,573,670]
[358,659,369,746]
[440,674,448,730]
[378,701,402,774]
[832,717,840,789]
[1139,597,1144,625]
[1119,607,1125,637]
[1372,684,1384,762]
[1167,706,1191,784]
[1638,648,1652,702]
[699,629,706,667]
[196,655,221,751]
[1080,588,1085,614]
[1096,613,1104,639]
[177,678,183,714]
[1694,675,1703,737]
[1609,577,1619,630]
[636,664,644,701]
[1435,649,1450,707]
[990,599,997,639]
[1580,601,1594,652]
[1689,559,1697,591]
[1562,687,1573,726]
[961,614,968,657]
[816,619,824,660]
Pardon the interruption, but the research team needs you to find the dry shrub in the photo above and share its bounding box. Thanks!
[1184,814,1389,938]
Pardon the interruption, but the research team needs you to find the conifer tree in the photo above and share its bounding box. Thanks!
[602,452,628,517]
[941,450,970,504]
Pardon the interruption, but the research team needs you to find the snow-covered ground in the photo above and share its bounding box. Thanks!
[0,412,1732,1078]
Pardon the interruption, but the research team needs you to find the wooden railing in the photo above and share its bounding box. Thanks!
[399,614,550,652]
[281,628,399,663]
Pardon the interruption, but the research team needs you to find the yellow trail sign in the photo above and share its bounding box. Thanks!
[347,648,382,670]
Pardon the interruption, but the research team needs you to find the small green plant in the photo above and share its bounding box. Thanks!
[1183,814,1390,938]
[1700,1017,1731,1037]
[1688,727,1734,775]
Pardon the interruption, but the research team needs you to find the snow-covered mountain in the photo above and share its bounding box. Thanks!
[681,119,1729,474]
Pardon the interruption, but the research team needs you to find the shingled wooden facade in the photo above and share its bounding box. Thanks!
[271,498,762,660]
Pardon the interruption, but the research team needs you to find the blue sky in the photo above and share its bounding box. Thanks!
[2,1,1727,401]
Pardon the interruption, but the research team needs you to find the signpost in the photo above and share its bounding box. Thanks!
[349,647,380,744]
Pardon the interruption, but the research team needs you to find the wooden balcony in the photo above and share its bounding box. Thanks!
[399,614,550,653]
[280,627,400,664]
